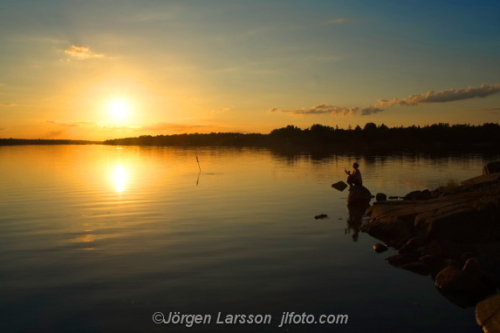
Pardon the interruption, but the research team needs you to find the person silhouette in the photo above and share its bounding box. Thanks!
[345,162,362,189]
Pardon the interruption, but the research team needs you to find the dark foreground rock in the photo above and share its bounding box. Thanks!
[360,164,500,312]
[476,293,500,332]
[347,185,372,206]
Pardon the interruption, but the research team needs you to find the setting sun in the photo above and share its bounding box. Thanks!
[109,100,130,119]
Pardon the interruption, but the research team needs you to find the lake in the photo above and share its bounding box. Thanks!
[0,145,498,333]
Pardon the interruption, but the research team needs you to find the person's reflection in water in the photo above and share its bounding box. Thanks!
[345,204,370,242]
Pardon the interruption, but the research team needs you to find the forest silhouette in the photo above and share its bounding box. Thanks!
[2,122,499,152]
[102,122,500,152]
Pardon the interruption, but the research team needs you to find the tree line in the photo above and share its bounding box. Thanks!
[0,138,99,145]
[103,122,500,151]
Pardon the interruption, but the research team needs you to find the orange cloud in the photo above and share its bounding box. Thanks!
[64,45,104,60]
[375,84,500,107]
[142,122,211,132]
[45,130,65,138]
[269,104,358,117]
[270,83,500,118]
[45,120,96,127]
[0,103,15,106]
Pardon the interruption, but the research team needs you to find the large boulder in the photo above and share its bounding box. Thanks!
[425,204,500,243]
[476,294,500,332]
[347,185,372,206]
[435,264,483,291]
[361,216,414,248]
[483,161,500,175]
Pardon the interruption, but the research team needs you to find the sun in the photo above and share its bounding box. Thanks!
[108,100,130,119]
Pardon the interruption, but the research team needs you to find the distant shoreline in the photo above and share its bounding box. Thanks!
[2,122,499,154]
[0,138,101,145]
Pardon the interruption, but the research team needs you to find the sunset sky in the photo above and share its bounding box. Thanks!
[1,0,499,140]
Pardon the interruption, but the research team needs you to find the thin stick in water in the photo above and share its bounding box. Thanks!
[196,156,201,171]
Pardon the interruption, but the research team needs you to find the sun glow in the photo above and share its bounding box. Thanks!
[109,100,130,119]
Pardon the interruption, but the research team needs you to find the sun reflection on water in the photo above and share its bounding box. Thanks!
[112,165,128,193]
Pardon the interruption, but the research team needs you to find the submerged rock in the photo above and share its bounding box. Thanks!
[314,214,328,220]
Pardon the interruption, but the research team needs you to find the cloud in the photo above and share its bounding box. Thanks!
[45,120,96,127]
[0,103,15,106]
[270,83,500,118]
[471,107,500,112]
[101,125,135,131]
[132,11,176,22]
[376,84,500,107]
[321,18,347,26]
[142,122,211,132]
[211,107,232,114]
[45,130,64,138]
[466,106,500,114]
[64,45,104,60]
[269,104,358,117]
[361,106,384,115]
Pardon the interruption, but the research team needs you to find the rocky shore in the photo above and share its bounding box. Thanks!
[361,162,500,318]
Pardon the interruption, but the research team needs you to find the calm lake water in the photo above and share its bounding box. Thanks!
[1,145,498,333]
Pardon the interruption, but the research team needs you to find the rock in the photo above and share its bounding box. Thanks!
[460,252,477,263]
[426,206,500,243]
[361,217,413,248]
[373,243,388,253]
[435,265,483,291]
[314,214,328,220]
[398,237,426,254]
[367,168,500,300]
[347,185,372,206]
[331,181,348,192]
[483,161,500,175]
[419,255,445,271]
[403,190,431,201]
[439,284,496,309]
[386,254,421,267]
[476,293,500,332]
[400,261,432,276]
[424,239,463,260]
[404,190,422,201]
[430,188,442,199]
[463,257,490,279]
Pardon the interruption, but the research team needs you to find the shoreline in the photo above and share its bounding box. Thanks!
[361,163,500,329]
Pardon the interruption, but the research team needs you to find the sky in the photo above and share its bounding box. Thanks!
[0,0,499,140]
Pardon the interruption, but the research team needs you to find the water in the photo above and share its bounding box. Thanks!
[0,145,497,333]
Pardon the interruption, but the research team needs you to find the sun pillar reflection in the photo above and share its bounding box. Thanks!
[112,164,128,193]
